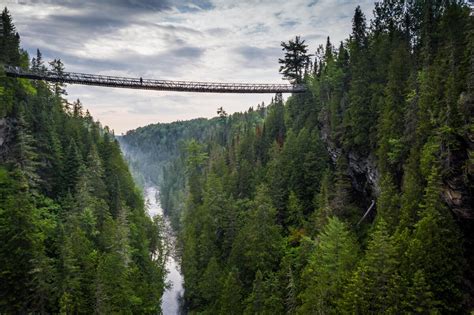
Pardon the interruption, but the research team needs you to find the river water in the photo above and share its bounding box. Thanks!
[145,187,184,315]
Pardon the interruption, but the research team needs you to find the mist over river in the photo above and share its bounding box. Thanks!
[145,187,183,315]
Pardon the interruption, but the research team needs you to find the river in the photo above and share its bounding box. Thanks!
[145,186,184,315]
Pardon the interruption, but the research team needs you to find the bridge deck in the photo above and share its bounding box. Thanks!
[4,66,306,94]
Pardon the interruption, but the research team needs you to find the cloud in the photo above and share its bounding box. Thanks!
[22,0,171,13]
[279,19,299,28]
[234,45,280,68]
[5,0,375,133]
[168,46,205,59]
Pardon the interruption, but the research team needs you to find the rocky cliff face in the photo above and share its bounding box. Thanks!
[441,132,473,220]
[320,121,472,221]
[0,117,14,162]
[320,125,380,204]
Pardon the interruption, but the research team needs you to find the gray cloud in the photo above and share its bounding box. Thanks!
[205,27,231,37]
[234,46,281,67]
[5,0,375,133]
[279,19,299,28]
[22,0,171,13]
[22,0,214,14]
[47,13,127,32]
[170,46,205,58]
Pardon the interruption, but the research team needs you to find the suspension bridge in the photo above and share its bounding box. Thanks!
[4,66,306,94]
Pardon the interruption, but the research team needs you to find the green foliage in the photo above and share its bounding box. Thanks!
[0,15,166,313]
[0,8,20,65]
[343,219,399,314]
[230,185,283,284]
[299,217,358,314]
[279,36,311,84]
[118,1,472,313]
[403,165,465,313]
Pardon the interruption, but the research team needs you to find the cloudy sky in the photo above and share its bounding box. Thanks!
[2,0,373,133]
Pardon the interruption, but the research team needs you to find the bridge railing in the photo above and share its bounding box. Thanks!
[4,65,306,94]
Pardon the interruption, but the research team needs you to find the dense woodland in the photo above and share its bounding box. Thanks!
[119,118,222,188]
[0,9,166,313]
[121,1,474,314]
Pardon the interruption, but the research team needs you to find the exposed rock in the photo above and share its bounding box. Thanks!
[347,151,381,197]
[320,127,380,199]
[321,124,472,221]
[440,132,473,220]
[0,117,14,162]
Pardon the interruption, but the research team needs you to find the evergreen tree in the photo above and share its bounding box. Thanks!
[343,5,376,152]
[311,169,332,231]
[230,185,283,285]
[48,59,67,98]
[299,217,358,314]
[376,174,400,232]
[404,165,464,313]
[343,219,399,314]
[31,49,47,74]
[0,169,39,312]
[279,36,311,84]
[219,270,243,315]
[62,139,83,194]
[0,7,20,65]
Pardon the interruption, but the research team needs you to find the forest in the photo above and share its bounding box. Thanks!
[0,8,166,313]
[120,1,474,314]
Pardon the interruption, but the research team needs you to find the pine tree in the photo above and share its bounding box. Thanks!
[342,219,399,314]
[48,59,67,98]
[62,139,83,194]
[352,6,368,49]
[343,6,376,152]
[72,99,84,118]
[95,215,133,313]
[230,185,283,285]
[324,36,333,62]
[31,49,47,74]
[245,270,265,314]
[185,139,208,206]
[286,191,304,227]
[0,7,20,65]
[8,110,40,188]
[376,174,400,232]
[199,256,222,310]
[377,42,410,174]
[58,216,96,314]
[0,169,39,312]
[219,270,243,315]
[299,217,358,314]
[397,149,423,231]
[279,36,311,84]
[404,165,464,313]
[311,169,332,232]
[404,270,437,313]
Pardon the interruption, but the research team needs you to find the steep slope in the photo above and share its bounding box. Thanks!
[0,9,165,313]
[121,2,474,313]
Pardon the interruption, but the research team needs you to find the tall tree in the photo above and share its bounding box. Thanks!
[403,165,465,313]
[0,7,20,65]
[342,219,399,314]
[299,217,358,314]
[279,36,311,84]
[48,59,67,98]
